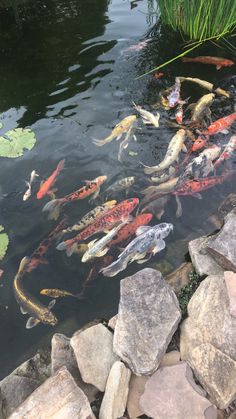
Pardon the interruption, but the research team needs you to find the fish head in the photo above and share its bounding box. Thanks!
[191,136,207,152]
[123,197,139,212]
[96,175,107,185]
[155,223,174,238]
[139,213,153,224]
[42,310,58,326]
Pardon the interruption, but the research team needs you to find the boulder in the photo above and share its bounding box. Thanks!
[165,262,193,294]
[0,349,50,418]
[71,323,118,391]
[113,268,181,375]
[127,375,148,419]
[140,362,217,419]
[51,333,98,402]
[207,210,236,271]
[190,343,236,409]
[188,236,223,276]
[99,361,131,419]
[224,271,236,317]
[9,367,95,419]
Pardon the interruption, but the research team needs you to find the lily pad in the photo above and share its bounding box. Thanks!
[0,226,9,260]
[0,128,36,158]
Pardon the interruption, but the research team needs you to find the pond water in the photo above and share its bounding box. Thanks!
[0,0,235,378]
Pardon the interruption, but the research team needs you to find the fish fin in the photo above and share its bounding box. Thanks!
[121,215,133,224]
[192,193,202,199]
[115,134,122,141]
[92,186,100,201]
[175,195,183,218]
[216,65,222,70]
[47,189,58,199]
[87,238,98,248]
[136,256,150,264]
[101,257,128,277]
[92,134,114,146]
[136,225,152,236]
[57,159,65,172]
[26,317,40,329]
[48,299,56,310]
[221,129,229,134]
[182,144,188,152]
[40,180,44,187]
[95,247,109,257]
[25,181,30,187]
[153,238,166,253]
[20,306,28,315]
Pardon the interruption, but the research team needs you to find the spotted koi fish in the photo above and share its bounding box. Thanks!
[108,213,153,247]
[25,218,68,273]
[214,135,236,167]
[37,159,65,199]
[56,198,139,256]
[42,176,107,220]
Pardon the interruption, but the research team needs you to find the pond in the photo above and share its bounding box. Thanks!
[0,0,235,378]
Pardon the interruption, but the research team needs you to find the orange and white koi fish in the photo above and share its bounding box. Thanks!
[182,56,234,70]
[37,159,65,199]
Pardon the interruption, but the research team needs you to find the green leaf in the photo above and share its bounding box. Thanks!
[0,128,36,158]
[0,226,9,260]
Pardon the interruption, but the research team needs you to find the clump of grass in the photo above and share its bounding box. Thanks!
[178,270,201,316]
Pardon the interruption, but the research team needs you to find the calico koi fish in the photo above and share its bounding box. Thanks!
[133,102,160,128]
[25,218,68,273]
[214,135,236,167]
[178,76,230,98]
[37,159,65,199]
[167,77,182,108]
[43,176,107,220]
[93,115,137,146]
[179,145,221,180]
[108,213,153,247]
[182,56,234,70]
[23,170,39,201]
[56,198,139,256]
[13,257,58,329]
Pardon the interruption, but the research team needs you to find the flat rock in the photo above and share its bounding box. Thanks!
[190,343,236,409]
[114,268,181,375]
[99,361,131,419]
[189,236,223,276]
[165,262,193,294]
[9,367,95,419]
[224,272,236,317]
[51,333,98,402]
[207,210,236,271]
[127,375,148,419]
[159,350,181,368]
[140,362,217,419]
[71,323,118,391]
[0,349,50,418]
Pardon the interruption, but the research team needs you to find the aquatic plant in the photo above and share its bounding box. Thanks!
[178,269,201,316]
[0,226,9,260]
[0,128,36,158]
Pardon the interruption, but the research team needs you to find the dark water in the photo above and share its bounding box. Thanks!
[0,0,235,378]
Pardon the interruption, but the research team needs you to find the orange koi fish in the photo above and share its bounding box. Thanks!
[182,56,234,70]
[56,198,139,256]
[26,218,68,273]
[43,176,107,220]
[37,159,65,199]
[108,213,153,247]
[173,171,233,197]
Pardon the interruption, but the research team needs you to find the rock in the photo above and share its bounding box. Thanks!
[0,349,50,418]
[114,268,181,375]
[71,323,118,391]
[218,194,236,217]
[228,412,236,419]
[127,375,148,419]
[190,343,236,409]
[99,361,131,419]
[9,367,95,419]
[180,275,236,362]
[51,333,98,402]
[140,362,217,419]
[207,210,236,271]
[159,350,181,368]
[108,315,117,331]
[165,262,193,294]
[224,271,236,317]
[189,236,223,276]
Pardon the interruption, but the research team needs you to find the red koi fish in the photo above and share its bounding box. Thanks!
[175,103,183,124]
[173,171,233,197]
[108,213,153,247]
[182,56,234,70]
[26,218,68,273]
[37,160,65,199]
[56,198,139,256]
[43,176,107,220]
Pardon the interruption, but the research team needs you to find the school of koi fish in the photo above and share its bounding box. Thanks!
[14,54,236,329]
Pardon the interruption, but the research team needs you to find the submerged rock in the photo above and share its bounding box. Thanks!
[0,349,50,418]
[127,375,148,419]
[189,235,223,276]
[113,268,181,375]
[140,363,216,419]
[165,262,193,294]
[71,323,118,391]
[9,367,95,419]
[99,361,131,419]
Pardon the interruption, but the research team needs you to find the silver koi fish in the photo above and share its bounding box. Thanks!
[133,102,160,128]
[23,170,39,201]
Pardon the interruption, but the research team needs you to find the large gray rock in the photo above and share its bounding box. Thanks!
[188,236,223,276]
[0,349,50,418]
[207,210,236,271]
[140,362,217,419]
[99,361,131,419]
[190,343,236,409]
[9,367,95,419]
[113,268,181,375]
[51,333,98,402]
[71,323,118,391]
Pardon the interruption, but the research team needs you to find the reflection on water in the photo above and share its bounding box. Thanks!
[0,0,235,378]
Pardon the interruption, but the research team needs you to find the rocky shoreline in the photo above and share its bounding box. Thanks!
[1,196,236,418]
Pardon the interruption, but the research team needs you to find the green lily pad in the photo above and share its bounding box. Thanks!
[0,128,36,158]
[0,226,9,260]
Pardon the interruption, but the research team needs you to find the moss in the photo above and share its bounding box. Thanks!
[178,270,201,316]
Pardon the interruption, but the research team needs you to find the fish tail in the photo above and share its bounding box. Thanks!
[92,134,114,146]
[42,198,64,220]
[182,57,192,63]
[56,159,65,173]
[56,239,77,257]
[100,257,128,277]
